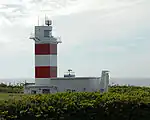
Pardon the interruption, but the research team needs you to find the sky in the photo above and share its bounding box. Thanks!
[0,0,150,79]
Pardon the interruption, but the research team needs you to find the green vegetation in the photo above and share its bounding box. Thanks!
[1,86,150,120]
[0,83,24,101]
[0,83,23,93]
[0,93,25,101]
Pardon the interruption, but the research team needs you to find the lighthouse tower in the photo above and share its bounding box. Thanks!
[30,19,61,85]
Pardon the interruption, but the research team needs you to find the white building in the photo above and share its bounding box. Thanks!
[24,71,109,94]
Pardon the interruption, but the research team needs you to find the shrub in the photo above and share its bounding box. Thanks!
[1,86,150,120]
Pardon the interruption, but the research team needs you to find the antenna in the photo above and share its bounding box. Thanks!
[45,14,46,22]
[38,16,39,26]
[44,14,47,26]
[44,14,52,26]
[45,20,52,26]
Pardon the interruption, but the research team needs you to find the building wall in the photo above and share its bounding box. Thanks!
[24,86,58,94]
[35,55,57,66]
[35,78,51,85]
[50,79,100,92]
[24,78,101,94]
[35,26,52,41]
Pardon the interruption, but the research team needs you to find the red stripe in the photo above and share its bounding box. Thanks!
[35,44,50,55]
[50,66,57,78]
[35,66,57,78]
[35,66,50,78]
[50,44,57,54]
[35,44,57,55]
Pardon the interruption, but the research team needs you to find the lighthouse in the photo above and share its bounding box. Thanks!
[24,19,109,94]
[30,19,61,85]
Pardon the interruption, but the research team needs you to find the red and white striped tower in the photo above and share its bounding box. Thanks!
[30,19,61,85]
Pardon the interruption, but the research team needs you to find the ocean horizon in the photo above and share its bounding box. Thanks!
[0,78,150,87]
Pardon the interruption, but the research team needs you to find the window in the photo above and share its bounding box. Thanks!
[66,89,71,92]
[83,88,86,91]
[72,90,76,92]
[31,90,36,94]
[44,30,51,37]
[42,89,50,94]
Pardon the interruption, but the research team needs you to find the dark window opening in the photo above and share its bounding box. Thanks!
[31,90,36,94]
[44,30,51,37]
[42,89,50,94]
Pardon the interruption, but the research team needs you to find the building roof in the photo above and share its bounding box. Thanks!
[24,77,101,87]
[25,85,56,88]
[50,77,100,80]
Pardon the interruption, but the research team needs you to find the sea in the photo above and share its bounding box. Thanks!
[0,78,150,87]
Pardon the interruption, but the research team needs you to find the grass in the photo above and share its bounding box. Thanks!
[0,93,25,101]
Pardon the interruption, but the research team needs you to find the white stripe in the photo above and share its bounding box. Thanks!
[35,78,51,85]
[35,55,57,66]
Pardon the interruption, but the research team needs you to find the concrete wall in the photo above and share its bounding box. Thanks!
[24,78,101,94]
[35,55,57,67]
[35,26,52,42]
[35,78,51,85]
[24,86,58,94]
[50,79,100,92]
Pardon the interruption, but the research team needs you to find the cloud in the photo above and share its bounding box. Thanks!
[0,0,150,79]
[0,0,145,24]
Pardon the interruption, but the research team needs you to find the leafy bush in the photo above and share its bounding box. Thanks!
[1,86,150,120]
